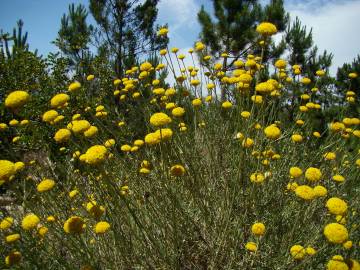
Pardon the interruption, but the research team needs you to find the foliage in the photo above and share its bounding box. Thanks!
[89,0,168,77]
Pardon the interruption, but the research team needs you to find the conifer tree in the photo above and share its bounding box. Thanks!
[89,0,168,77]
[336,55,360,115]
[54,4,93,78]
[197,0,289,100]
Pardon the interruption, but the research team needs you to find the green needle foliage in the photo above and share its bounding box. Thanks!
[89,0,168,77]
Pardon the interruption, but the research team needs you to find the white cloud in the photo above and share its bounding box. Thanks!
[157,0,200,48]
[285,0,360,74]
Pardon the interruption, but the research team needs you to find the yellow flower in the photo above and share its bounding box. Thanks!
[324,152,336,160]
[289,167,302,178]
[37,179,55,192]
[316,70,325,76]
[84,126,98,138]
[84,145,107,165]
[140,61,152,71]
[9,119,19,126]
[69,120,91,134]
[69,189,79,199]
[54,129,71,143]
[42,110,58,122]
[68,81,81,92]
[255,82,274,93]
[5,251,21,266]
[170,165,186,177]
[348,72,358,79]
[327,256,349,270]
[313,131,321,138]
[332,174,345,183]
[0,160,15,181]
[245,241,257,252]
[0,217,14,230]
[305,246,316,256]
[330,122,345,132]
[104,139,116,148]
[275,59,287,69]
[150,112,172,127]
[154,128,173,141]
[301,77,311,85]
[145,132,161,145]
[241,111,251,118]
[326,197,348,215]
[242,138,254,148]
[5,90,30,108]
[5,233,21,243]
[323,223,348,244]
[172,107,185,117]
[195,41,205,51]
[313,185,327,197]
[264,125,281,139]
[295,185,315,200]
[64,216,85,234]
[94,221,111,234]
[305,167,322,182]
[343,240,352,250]
[250,172,265,184]
[222,101,232,109]
[121,144,132,152]
[38,226,48,237]
[256,22,277,36]
[50,93,70,108]
[192,98,202,107]
[251,95,263,104]
[291,134,303,142]
[87,74,95,81]
[21,213,40,230]
[290,245,306,260]
[251,222,265,236]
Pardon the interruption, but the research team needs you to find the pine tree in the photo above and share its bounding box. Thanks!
[197,0,289,100]
[336,55,360,115]
[89,0,168,77]
[54,4,93,78]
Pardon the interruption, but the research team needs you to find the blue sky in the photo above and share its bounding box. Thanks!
[1,0,360,73]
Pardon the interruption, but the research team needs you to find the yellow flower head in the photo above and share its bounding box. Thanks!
[84,145,107,165]
[256,22,277,36]
[5,90,30,109]
[326,197,348,215]
[0,160,15,181]
[68,81,81,92]
[295,185,315,200]
[150,112,172,127]
[94,221,111,234]
[323,223,348,244]
[5,233,21,243]
[0,217,14,230]
[264,125,281,139]
[170,164,186,177]
[54,129,71,143]
[290,245,306,260]
[251,222,265,236]
[305,167,322,182]
[64,216,85,234]
[50,93,70,108]
[289,167,302,178]
[21,213,40,230]
[245,242,257,252]
[37,179,56,192]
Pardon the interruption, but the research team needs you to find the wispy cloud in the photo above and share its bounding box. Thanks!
[285,0,360,73]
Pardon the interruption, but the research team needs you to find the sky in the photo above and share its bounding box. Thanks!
[1,0,360,74]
